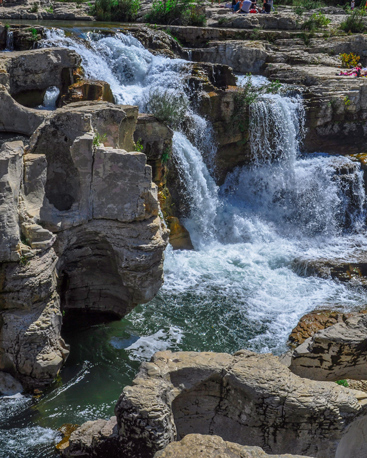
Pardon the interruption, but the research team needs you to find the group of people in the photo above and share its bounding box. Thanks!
[339,63,367,77]
[224,0,273,14]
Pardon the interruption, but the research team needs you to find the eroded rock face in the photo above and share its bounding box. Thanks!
[290,314,367,382]
[0,102,168,388]
[0,47,80,107]
[154,435,311,458]
[64,349,367,457]
[0,84,49,136]
[288,310,359,348]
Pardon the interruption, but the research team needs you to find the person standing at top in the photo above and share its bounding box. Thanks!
[351,0,355,10]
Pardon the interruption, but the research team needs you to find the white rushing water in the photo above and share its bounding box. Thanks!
[40,29,367,355]
[5,30,13,51]
[37,86,60,110]
[2,28,367,458]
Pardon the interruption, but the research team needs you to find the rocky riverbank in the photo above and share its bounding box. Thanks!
[2,9,367,457]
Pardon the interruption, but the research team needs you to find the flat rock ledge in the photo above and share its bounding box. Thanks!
[62,350,367,458]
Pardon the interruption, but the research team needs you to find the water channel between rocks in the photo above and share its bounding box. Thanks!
[2,28,367,457]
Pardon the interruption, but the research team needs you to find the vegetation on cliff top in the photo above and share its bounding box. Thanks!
[146,0,206,26]
[92,0,140,21]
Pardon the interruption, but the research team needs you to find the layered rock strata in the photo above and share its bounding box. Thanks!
[0,101,168,389]
[290,313,367,382]
[62,349,367,458]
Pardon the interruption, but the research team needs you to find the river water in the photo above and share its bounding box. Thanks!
[1,29,367,457]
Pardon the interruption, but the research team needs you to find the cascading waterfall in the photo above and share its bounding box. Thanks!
[5,31,14,51]
[37,86,60,110]
[2,29,367,458]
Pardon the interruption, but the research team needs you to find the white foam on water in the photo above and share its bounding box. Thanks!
[39,30,367,356]
[124,326,184,361]
[40,86,60,110]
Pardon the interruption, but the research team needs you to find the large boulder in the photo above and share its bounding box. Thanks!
[0,101,169,389]
[154,435,311,458]
[290,314,367,382]
[0,47,81,107]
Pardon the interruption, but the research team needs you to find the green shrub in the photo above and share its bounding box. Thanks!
[146,0,206,26]
[145,89,189,128]
[30,3,39,12]
[340,8,366,33]
[92,0,140,21]
[135,139,144,152]
[93,133,107,146]
[280,0,326,10]
[302,12,331,31]
[336,379,349,387]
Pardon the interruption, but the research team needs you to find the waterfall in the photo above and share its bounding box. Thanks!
[2,27,367,458]
[39,30,367,351]
[5,31,14,51]
[38,86,60,110]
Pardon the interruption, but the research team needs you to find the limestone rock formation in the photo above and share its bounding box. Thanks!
[0,101,168,389]
[134,113,193,250]
[154,435,311,458]
[0,370,23,395]
[63,349,367,458]
[290,314,367,382]
[0,84,49,135]
[288,310,359,347]
[60,80,114,106]
[0,47,80,108]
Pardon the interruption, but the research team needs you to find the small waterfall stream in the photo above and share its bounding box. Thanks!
[5,31,14,51]
[1,29,367,458]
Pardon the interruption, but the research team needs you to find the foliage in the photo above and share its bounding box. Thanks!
[4,23,10,30]
[146,0,206,26]
[344,96,351,106]
[161,147,171,164]
[164,28,183,46]
[28,27,38,40]
[232,75,282,134]
[340,8,366,33]
[250,28,262,40]
[135,139,144,152]
[30,3,39,12]
[340,52,360,68]
[145,89,189,128]
[298,31,314,44]
[301,12,331,31]
[92,0,140,21]
[45,6,54,13]
[336,379,349,387]
[19,255,29,266]
[93,133,107,146]
[280,0,326,10]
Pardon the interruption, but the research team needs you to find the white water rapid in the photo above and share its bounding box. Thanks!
[1,28,367,458]
[40,29,367,355]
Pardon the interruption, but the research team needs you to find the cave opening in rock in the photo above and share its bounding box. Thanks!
[57,232,129,324]
[171,373,253,447]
